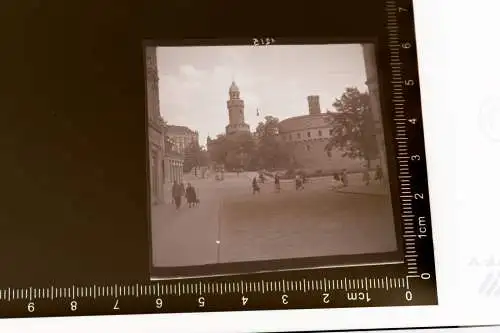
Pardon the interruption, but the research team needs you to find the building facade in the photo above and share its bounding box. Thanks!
[145,46,165,205]
[145,46,183,205]
[165,125,199,153]
[362,43,388,183]
[278,95,378,173]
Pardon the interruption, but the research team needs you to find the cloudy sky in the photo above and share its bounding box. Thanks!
[156,44,368,146]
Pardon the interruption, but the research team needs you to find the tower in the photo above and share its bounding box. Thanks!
[307,95,321,115]
[225,81,250,135]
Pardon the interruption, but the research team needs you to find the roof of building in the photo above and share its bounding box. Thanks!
[278,113,337,133]
[165,125,197,135]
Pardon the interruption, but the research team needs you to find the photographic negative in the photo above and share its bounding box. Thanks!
[146,40,400,279]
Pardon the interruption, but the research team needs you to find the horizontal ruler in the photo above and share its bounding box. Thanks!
[0,275,437,318]
[1,277,410,301]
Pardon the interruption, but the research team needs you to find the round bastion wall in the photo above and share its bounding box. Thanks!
[278,114,380,173]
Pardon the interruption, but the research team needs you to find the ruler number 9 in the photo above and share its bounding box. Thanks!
[155,298,163,309]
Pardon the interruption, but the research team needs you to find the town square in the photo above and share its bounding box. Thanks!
[145,43,398,271]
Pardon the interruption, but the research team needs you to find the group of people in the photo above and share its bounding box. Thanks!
[171,180,198,210]
[331,165,384,190]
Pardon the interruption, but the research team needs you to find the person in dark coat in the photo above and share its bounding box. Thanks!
[252,177,260,194]
[171,181,183,210]
[274,173,281,192]
[185,183,197,208]
[375,165,383,183]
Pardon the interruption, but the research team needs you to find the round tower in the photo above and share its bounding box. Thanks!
[225,81,250,135]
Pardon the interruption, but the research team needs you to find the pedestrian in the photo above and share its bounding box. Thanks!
[185,183,197,208]
[362,168,370,186]
[252,177,260,194]
[295,174,303,190]
[274,173,281,192]
[375,165,383,183]
[341,169,349,187]
[331,173,342,190]
[171,181,182,210]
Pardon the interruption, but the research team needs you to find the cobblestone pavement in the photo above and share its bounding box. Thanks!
[151,172,398,268]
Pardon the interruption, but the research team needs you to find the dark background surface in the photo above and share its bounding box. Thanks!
[0,0,393,286]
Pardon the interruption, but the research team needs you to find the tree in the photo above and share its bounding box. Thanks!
[183,141,207,172]
[325,87,379,168]
[207,133,256,170]
[254,116,290,170]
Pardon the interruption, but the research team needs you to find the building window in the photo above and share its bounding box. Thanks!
[318,130,322,136]
[329,129,333,136]
[307,131,311,137]
[297,133,301,139]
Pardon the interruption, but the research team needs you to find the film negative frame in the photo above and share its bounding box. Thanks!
[0,0,437,318]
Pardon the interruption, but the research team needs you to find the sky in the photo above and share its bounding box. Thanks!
[156,44,368,146]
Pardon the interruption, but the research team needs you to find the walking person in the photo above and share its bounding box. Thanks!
[375,165,383,183]
[274,173,281,193]
[252,176,260,194]
[362,168,370,186]
[341,169,349,187]
[171,181,182,210]
[331,172,342,191]
[295,174,303,191]
[185,183,197,208]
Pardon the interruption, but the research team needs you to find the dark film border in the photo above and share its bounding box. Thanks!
[146,37,405,279]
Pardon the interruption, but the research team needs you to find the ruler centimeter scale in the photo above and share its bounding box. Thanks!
[0,275,430,317]
[386,0,431,280]
[0,0,435,317]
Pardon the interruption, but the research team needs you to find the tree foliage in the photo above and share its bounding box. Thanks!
[254,116,290,170]
[183,141,209,172]
[325,87,379,167]
[207,116,291,171]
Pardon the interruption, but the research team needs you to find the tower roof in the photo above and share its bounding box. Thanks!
[229,81,239,93]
